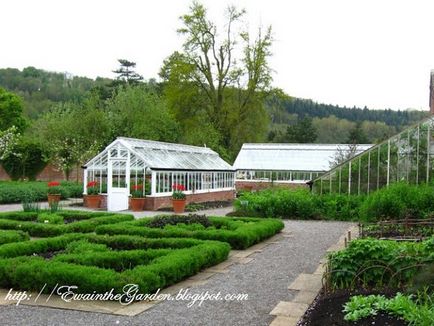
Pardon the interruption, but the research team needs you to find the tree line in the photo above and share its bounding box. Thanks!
[0,1,428,181]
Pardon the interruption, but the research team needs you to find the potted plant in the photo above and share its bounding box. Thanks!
[172,183,186,213]
[47,181,61,205]
[130,184,146,211]
[85,181,101,209]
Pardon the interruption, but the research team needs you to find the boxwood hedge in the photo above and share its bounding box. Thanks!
[0,230,29,245]
[0,234,230,294]
[95,215,284,249]
[0,211,134,237]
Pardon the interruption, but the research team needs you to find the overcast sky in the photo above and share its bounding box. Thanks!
[2,0,434,111]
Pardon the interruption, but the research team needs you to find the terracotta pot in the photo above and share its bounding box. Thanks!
[47,194,61,205]
[130,197,146,211]
[85,195,101,209]
[172,198,187,214]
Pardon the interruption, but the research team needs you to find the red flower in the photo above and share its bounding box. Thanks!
[48,181,60,187]
[87,181,98,187]
[132,184,143,191]
[172,183,185,191]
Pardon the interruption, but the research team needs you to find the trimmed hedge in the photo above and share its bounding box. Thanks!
[0,181,83,204]
[96,215,284,249]
[328,237,434,289]
[234,188,364,221]
[0,234,230,294]
[0,230,29,245]
[0,211,134,237]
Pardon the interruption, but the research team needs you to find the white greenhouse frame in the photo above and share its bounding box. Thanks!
[83,137,235,210]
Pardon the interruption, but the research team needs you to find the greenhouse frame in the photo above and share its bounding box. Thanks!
[83,137,235,211]
[313,116,434,195]
[233,143,373,191]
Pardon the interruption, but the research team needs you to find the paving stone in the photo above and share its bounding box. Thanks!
[292,291,318,305]
[270,301,309,317]
[288,273,323,292]
[269,315,299,326]
[187,272,216,281]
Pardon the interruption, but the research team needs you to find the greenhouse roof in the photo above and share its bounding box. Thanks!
[85,137,233,171]
[233,143,373,172]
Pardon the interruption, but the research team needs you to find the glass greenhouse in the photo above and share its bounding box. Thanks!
[84,137,235,211]
[313,116,434,195]
[233,143,373,184]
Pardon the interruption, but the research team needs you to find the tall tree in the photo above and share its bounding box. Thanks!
[112,59,143,85]
[0,88,27,132]
[160,1,273,158]
[347,122,369,144]
[284,117,317,143]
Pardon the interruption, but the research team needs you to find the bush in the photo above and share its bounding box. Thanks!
[359,183,434,222]
[0,234,230,294]
[328,237,434,289]
[96,215,284,249]
[147,214,212,228]
[0,181,83,204]
[0,230,29,245]
[0,211,134,237]
[234,188,363,221]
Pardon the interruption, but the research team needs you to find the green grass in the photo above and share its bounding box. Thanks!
[96,215,284,249]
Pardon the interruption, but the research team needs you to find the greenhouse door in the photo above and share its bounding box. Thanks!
[107,159,129,211]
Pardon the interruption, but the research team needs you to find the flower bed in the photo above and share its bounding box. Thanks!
[95,214,284,249]
[0,211,134,237]
[0,233,230,294]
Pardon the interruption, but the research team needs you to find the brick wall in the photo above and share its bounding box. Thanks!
[0,165,11,181]
[0,163,83,182]
[145,190,235,210]
[235,180,308,192]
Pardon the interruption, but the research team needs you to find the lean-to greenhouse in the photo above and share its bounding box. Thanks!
[313,116,434,195]
[233,143,372,191]
[83,137,235,211]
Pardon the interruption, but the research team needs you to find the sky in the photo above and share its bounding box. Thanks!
[1,0,434,111]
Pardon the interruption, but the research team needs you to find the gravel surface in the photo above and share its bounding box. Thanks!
[0,220,353,326]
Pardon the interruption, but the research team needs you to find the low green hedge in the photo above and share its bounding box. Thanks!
[0,230,29,245]
[96,215,284,249]
[234,188,364,221]
[0,181,83,204]
[0,234,230,294]
[0,211,134,237]
[328,237,434,289]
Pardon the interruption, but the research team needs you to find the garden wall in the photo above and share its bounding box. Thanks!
[235,180,308,192]
[145,190,235,210]
[0,164,83,182]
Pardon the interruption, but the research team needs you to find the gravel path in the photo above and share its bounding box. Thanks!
[0,220,352,326]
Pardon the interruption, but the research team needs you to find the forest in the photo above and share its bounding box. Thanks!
[0,2,429,181]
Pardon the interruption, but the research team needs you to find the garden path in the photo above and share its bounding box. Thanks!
[0,220,353,326]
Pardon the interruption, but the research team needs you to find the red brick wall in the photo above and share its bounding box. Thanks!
[145,190,235,210]
[0,163,83,182]
[0,165,11,181]
[235,180,308,192]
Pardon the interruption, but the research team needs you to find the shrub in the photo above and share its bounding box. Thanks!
[0,230,29,245]
[0,181,82,204]
[359,183,434,222]
[328,237,434,289]
[0,234,230,294]
[147,214,212,228]
[96,216,284,249]
[36,213,64,225]
[0,211,134,237]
